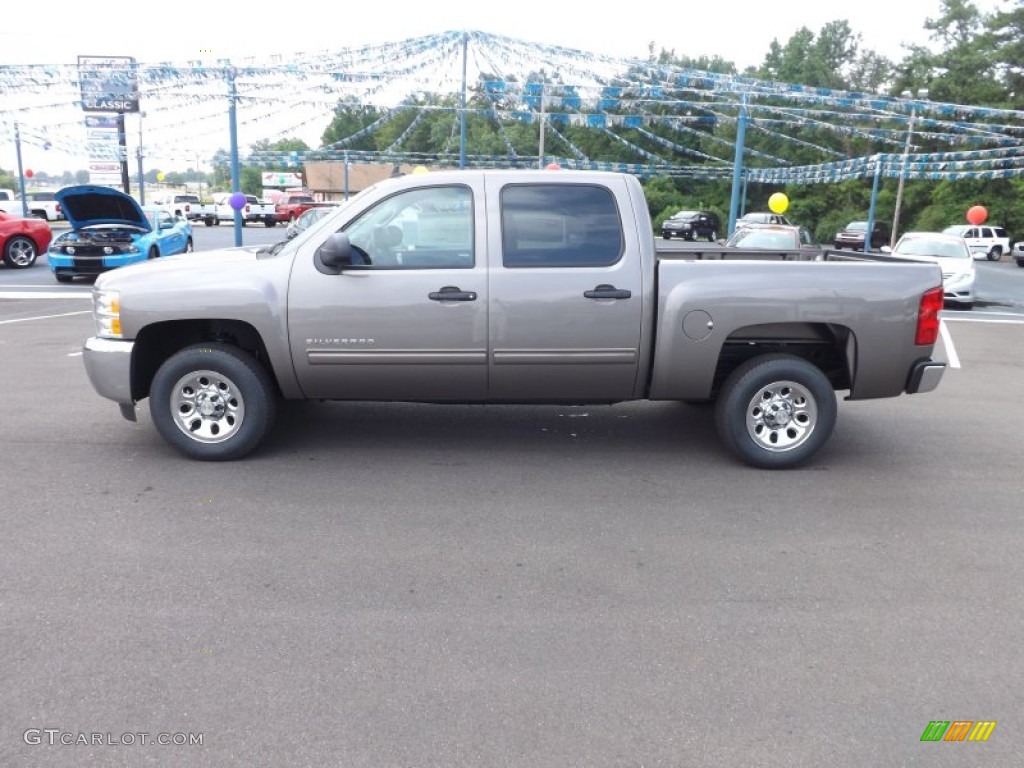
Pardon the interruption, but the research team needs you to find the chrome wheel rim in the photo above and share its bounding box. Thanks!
[169,369,245,443]
[745,379,817,452]
[8,238,36,266]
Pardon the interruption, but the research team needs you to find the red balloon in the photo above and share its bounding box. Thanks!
[545,163,561,170]
[966,205,988,225]
[25,169,33,178]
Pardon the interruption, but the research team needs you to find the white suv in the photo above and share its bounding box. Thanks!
[942,224,1012,261]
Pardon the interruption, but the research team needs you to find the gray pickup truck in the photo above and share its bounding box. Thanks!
[82,169,947,468]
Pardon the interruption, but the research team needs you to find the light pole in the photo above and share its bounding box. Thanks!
[890,88,928,248]
[136,111,145,204]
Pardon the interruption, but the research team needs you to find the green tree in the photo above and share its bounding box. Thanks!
[241,166,263,197]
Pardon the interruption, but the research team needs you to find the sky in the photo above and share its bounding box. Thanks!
[0,0,1009,176]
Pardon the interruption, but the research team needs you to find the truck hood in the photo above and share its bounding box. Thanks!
[94,246,263,291]
[56,185,150,231]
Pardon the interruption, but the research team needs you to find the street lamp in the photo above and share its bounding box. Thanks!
[890,88,928,248]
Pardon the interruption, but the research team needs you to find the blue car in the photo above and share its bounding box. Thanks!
[49,185,193,283]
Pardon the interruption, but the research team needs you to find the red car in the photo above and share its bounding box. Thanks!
[0,211,52,268]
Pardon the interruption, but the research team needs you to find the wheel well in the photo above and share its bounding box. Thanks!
[131,319,277,401]
[711,323,853,396]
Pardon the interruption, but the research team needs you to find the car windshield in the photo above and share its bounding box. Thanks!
[670,210,699,219]
[726,228,797,249]
[942,225,969,236]
[845,222,867,232]
[895,237,969,259]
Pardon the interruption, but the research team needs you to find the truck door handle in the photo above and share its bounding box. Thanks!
[429,286,477,301]
[584,284,631,300]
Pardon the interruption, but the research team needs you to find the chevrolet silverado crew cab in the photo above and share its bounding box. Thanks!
[82,170,947,468]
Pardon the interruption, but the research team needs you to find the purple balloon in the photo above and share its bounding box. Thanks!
[228,192,247,211]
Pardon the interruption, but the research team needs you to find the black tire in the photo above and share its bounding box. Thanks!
[185,238,194,253]
[204,218,214,227]
[3,235,38,268]
[988,247,1002,262]
[264,220,275,228]
[1016,259,1024,268]
[147,246,159,260]
[149,343,278,461]
[662,233,670,240]
[55,273,73,283]
[708,231,717,242]
[714,354,837,469]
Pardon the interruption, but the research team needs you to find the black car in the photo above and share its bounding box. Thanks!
[834,220,890,251]
[661,210,720,241]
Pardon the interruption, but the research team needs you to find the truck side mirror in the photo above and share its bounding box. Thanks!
[316,232,369,274]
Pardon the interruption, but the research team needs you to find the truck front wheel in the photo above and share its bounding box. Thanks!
[149,343,278,461]
[714,354,836,469]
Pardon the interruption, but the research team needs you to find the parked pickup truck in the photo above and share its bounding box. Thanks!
[274,192,331,223]
[81,170,947,468]
[1,189,64,221]
[0,188,29,217]
[154,194,217,226]
[215,194,277,226]
[27,192,64,221]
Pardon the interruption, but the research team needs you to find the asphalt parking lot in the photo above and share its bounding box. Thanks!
[1,292,1022,766]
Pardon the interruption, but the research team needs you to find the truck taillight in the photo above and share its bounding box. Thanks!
[56,203,61,213]
[915,287,944,345]
[184,204,190,213]
[245,204,251,213]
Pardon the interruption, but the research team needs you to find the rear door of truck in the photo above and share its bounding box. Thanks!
[484,175,643,401]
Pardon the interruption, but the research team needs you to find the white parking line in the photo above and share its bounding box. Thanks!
[939,320,961,369]
[942,316,1024,324]
[0,310,92,325]
[0,291,92,300]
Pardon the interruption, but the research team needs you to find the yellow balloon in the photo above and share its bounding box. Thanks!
[768,192,789,214]
[412,165,428,174]
[156,172,165,182]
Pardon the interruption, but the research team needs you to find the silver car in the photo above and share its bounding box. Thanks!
[285,205,336,239]
[887,232,975,309]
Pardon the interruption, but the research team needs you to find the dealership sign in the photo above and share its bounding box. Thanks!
[78,56,139,113]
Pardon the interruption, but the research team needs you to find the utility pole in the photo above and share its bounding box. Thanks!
[228,65,242,246]
[117,112,130,194]
[727,93,748,236]
[538,83,546,168]
[890,89,928,248]
[14,122,29,216]
[459,32,468,169]
[136,112,145,204]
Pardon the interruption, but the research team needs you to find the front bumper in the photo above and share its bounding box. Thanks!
[49,251,143,277]
[941,272,975,305]
[83,336,137,420]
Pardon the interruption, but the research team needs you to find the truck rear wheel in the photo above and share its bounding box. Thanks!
[714,354,836,469]
[149,343,278,461]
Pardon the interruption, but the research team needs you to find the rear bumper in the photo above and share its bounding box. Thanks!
[906,360,945,394]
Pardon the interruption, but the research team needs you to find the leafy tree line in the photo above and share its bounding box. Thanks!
[293,0,1024,242]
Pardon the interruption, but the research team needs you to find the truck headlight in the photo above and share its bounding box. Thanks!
[94,289,122,338]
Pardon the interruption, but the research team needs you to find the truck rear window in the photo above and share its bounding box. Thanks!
[500,184,623,268]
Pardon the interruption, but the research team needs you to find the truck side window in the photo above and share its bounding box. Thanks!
[501,184,623,268]
[342,185,473,269]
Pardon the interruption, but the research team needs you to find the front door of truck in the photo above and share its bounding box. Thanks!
[287,182,488,401]
[484,178,643,402]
